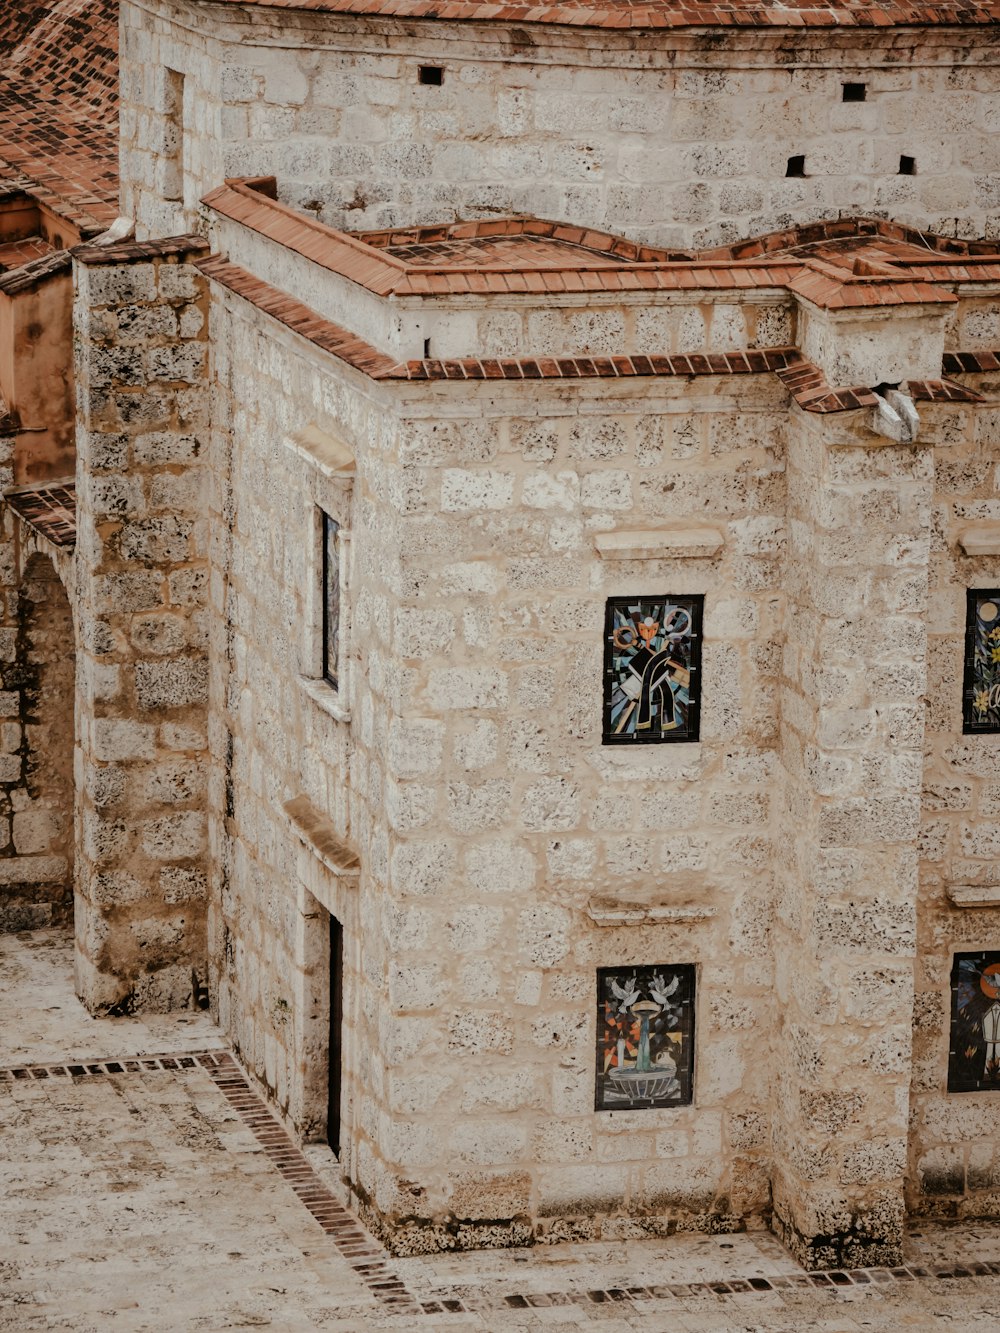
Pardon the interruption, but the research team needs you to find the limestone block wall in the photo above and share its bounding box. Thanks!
[204,282,387,1178]
[424,297,795,365]
[204,264,788,1249]
[772,407,931,1269]
[909,386,1000,1216]
[121,0,999,248]
[357,378,785,1252]
[72,237,211,1014]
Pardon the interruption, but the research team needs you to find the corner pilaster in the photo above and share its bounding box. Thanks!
[772,404,931,1267]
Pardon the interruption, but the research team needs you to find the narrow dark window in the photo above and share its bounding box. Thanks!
[786,155,806,178]
[898,155,916,175]
[327,913,343,1156]
[418,65,443,85]
[321,511,340,689]
[842,82,866,102]
[423,337,431,358]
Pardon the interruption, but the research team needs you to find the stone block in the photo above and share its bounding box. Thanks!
[12,809,62,855]
[465,839,537,895]
[0,854,67,884]
[441,469,514,511]
[83,264,157,306]
[140,811,206,861]
[91,719,157,761]
[426,668,508,711]
[135,658,209,710]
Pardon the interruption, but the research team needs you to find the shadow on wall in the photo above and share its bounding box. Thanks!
[0,549,75,931]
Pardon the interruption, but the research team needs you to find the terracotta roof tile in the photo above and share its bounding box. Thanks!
[212,182,1000,309]
[72,234,208,266]
[943,350,1000,375]
[198,246,998,414]
[0,1,118,234]
[5,481,76,547]
[0,248,72,295]
[907,378,985,402]
[774,358,880,412]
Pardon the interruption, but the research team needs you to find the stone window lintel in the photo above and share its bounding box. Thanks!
[946,883,1000,909]
[958,525,1000,557]
[284,794,359,882]
[594,527,724,561]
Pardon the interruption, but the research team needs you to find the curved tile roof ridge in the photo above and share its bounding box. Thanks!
[195,0,1000,27]
[205,180,1000,307]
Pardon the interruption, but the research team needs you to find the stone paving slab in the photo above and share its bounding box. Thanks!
[0,932,225,1067]
[4,930,1000,1330]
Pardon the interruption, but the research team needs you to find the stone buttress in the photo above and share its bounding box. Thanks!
[72,235,212,1013]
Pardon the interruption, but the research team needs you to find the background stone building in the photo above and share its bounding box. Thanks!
[3,0,1000,1272]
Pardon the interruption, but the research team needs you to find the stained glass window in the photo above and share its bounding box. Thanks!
[949,951,1000,1093]
[963,590,1000,733]
[603,595,703,744]
[322,512,340,689]
[596,964,695,1111]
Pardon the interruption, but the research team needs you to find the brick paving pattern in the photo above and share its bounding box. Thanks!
[4,931,1000,1330]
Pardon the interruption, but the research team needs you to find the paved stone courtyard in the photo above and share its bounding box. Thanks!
[2,930,1000,1332]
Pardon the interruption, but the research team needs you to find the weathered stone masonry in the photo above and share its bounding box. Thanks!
[5,0,994,1274]
[72,235,212,1014]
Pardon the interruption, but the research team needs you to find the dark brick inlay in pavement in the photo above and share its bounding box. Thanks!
[5,1048,994,1318]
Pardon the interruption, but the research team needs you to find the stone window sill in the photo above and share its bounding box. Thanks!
[298,674,351,724]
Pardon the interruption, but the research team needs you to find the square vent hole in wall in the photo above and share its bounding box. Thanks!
[418,65,443,85]
[786,155,806,178]
[842,82,866,101]
[899,155,916,175]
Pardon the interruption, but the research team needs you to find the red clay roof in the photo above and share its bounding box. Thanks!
[0,236,55,272]
[197,0,1000,28]
[197,254,989,414]
[207,180,998,310]
[0,0,119,236]
[5,482,77,548]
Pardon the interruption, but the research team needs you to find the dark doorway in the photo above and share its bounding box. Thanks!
[327,912,343,1156]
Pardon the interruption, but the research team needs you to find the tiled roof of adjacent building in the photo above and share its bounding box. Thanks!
[4,483,77,549]
[197,0,1000,28]
[0,0,119,237]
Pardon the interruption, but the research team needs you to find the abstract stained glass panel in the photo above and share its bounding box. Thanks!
[949,951,1000,1093]
[595,964,695,1111]
[603,596,703,744]
[963,590,1000,733]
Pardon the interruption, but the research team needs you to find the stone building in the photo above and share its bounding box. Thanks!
[3,0,1000,1272]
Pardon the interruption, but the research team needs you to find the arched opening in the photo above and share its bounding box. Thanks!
[0,550,76,930]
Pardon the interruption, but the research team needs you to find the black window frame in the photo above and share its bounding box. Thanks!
[321,510,341,691]
[963,588,1000,734]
